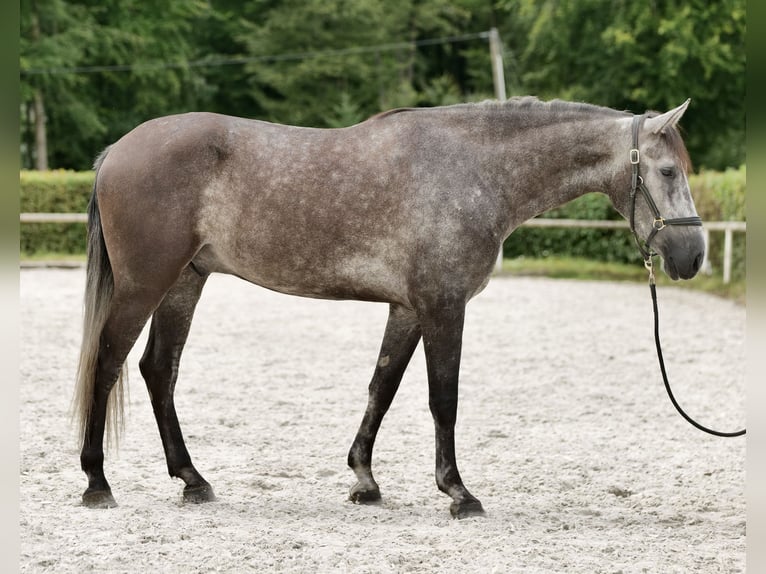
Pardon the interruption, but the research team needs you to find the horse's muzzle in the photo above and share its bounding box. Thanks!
[661,234,705,280]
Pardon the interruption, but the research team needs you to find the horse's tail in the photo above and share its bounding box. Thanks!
[73,146,125,449]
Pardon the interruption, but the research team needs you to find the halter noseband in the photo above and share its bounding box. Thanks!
[628,114,702,263]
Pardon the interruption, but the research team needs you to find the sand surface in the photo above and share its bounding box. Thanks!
[19,268,745,573]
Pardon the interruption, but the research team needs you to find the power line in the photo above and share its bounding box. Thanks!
[21,31,491,76]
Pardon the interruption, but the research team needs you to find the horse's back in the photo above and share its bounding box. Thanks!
[95,111,498,304]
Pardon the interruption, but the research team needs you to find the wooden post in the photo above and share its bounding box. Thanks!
[701,228,712,275]
[723,227,733,284]
[490,28,506,272]
[33,90,49,171]
[30,12,48,171]
[489,28,506,101]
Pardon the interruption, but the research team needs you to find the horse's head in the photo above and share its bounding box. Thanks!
[626,100,705,280]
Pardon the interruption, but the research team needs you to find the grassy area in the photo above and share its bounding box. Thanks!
[20,252,744,303]
[21,251,87,264]
[500,256,745,304]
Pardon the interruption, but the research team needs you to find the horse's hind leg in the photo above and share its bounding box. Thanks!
[138,266,214,503]
[348,304,421,504]
[80,291,165,508]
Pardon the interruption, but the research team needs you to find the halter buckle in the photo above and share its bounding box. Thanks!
[653,217,666,230]
[629,149,640,164]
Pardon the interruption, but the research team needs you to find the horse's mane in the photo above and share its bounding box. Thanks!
[483,96,629,118]
[371,96,628,122]
[370,96,690,170]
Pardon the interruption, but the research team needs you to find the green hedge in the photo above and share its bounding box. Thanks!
[689,165,746,281]
[20,166,746,281]
[20,170,94,254]
[502,193,636,263]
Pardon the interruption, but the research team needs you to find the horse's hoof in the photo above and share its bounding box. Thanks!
[183,483,216,504]
[450,499,486,519]
[82,489,118,509]
[349,483,382,505]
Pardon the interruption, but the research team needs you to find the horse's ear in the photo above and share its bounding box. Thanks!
[644,99,691,134]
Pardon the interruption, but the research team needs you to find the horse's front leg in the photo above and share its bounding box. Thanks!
[348,304,421,503]
[419,301,485,519]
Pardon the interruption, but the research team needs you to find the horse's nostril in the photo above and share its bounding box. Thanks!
[692,252,703,273]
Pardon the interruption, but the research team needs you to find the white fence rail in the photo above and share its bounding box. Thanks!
[517,218,746,283]
[20,213,88,223]
[20,213,745,283]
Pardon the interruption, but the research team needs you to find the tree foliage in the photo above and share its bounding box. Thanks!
[499,0,745,169]
[20,0,745,171]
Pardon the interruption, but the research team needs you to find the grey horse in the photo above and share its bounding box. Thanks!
[73,96,704,518]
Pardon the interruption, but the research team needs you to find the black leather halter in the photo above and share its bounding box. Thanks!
[628,114,702,262]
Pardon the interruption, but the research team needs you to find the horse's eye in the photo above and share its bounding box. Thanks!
[660,166,675,178]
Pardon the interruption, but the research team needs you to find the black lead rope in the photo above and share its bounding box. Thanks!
[628,114,744,438]
[646,259,745,437]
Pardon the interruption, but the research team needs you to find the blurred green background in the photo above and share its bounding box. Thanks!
[20,0,744,172]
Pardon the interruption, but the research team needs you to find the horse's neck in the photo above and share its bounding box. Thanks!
[476,109,631,233]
